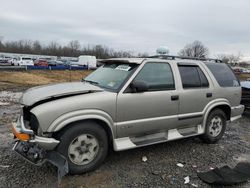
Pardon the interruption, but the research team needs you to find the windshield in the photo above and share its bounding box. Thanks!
[84,63,138,91]
[22,58,32,60]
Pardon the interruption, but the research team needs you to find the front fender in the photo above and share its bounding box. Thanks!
[47,109,115,138]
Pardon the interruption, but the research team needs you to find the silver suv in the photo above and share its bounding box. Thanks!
[12,56,244,174]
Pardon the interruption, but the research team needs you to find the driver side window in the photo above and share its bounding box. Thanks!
[133,62,175,91]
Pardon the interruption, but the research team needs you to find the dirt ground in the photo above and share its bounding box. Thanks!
[0,82,250,188]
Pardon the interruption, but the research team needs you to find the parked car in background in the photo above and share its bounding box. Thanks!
[13,57,34,66]
[34,59,48,66]
[12,55,244,175]
[72,55,97,68]
[232,67,250,74]
[0,58,12,66]
[241,80,250,111]
[47,60,64,66]
[47,60,57,66]
[62,60,77,67]
[9,58,17,66]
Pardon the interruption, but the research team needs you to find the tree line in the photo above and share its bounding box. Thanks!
[0,39,149,59]
[0,39,243,64]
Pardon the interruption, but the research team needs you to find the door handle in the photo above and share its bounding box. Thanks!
[206,93,212,98]
[171,95,179,101]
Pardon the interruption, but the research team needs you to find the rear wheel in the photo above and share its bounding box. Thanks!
[201,109,227,144]
[56,121,108,174]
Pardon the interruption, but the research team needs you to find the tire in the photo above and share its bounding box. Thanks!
[200,109,227,144]
[56,121,108,175]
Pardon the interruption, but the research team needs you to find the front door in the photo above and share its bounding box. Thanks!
[116,62,179,138]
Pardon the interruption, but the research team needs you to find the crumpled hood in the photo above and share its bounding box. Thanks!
[20,82,103,106]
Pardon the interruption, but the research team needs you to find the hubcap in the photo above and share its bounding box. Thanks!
[208,116,223,137]
[68,134,99,165]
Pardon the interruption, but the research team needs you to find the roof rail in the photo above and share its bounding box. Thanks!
[148,55,222,63]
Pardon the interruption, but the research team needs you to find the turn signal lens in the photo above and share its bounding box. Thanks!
[12,126,30,141]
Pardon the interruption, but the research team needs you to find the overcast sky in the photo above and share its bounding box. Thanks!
[0,0,250,59]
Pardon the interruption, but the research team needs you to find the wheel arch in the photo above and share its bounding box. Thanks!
[203,100,231,129]
[53,118,114,147]
[46,109,116,147]
[210,105,231,120]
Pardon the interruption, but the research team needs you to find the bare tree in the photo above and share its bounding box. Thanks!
[0,36,4,51]
[137,52,149,58]
[32,40,42,54]
[179,40,209,58]
[68,40,81,56]
[216,53,242,65]
[45,41,60,55]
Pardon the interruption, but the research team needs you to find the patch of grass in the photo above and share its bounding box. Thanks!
[0,70,92,86]
[237,73,250,81]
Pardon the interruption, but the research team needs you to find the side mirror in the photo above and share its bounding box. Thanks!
[130,80,149,93]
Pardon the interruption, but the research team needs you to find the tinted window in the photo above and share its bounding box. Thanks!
[178,65,209,88]
[134,62,175,91]
[197,67,209,87]
[205,63,240,87]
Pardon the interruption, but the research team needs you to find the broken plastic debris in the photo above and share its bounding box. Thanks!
[0,165,10,168]
[177,163,184,167]
[0,102,10,106]
[191,183,198,187]
[142,156,147,162]
[184,176,190,184]
[197,162,250,185]
[152,170,161,175]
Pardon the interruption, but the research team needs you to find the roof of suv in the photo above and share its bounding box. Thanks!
[101,58,145,64]
[101,55,222,64]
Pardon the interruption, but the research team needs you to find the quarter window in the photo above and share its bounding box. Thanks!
[205,63,240,87]
[133,62,175,91]
[178,65,209,88]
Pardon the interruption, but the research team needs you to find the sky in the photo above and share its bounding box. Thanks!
[0,0,250,59]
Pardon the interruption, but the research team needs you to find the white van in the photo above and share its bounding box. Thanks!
[72,55,97,68]
[14,57,34,66]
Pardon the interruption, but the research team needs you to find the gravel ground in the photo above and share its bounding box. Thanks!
[0,89,250,188]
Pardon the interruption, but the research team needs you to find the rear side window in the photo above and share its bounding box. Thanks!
[205,63,240,87]
[178,65,209,88]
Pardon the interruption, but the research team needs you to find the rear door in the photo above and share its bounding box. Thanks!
[116,61,179,138]
[177,63,214,126]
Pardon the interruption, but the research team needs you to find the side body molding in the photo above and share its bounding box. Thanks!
[47,109,115,138]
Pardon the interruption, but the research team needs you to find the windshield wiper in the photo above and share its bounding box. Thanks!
[83,79,99,85]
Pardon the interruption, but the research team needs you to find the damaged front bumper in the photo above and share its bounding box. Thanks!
[12,116,69,178]
[12,116,60,165]
[12,116,60,150]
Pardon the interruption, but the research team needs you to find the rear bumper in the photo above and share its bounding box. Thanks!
[12,116,60,150]
[231,105,245,121]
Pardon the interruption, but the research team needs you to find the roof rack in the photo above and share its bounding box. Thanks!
[148,55,222,63]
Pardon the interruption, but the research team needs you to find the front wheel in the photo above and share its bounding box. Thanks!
[200,109,227,144]
[56,121,108,174]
